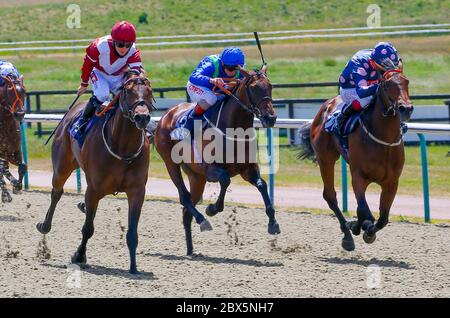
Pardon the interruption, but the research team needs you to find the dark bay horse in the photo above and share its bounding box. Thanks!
[0,75,27,202]
[155,67,280,255]
[299,69,413,251]
[36,70,154,274]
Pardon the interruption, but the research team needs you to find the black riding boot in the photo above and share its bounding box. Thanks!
[335,105,357,136]
[79,96,101,132]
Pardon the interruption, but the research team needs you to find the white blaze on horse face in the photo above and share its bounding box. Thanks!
[134,105,150,115]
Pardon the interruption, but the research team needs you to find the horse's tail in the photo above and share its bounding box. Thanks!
[297,123,317,163]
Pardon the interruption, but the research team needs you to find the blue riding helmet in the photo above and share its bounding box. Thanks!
[371,42,399,71]
[220,47,245,66]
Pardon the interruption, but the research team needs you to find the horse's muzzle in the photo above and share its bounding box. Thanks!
[14,111,25,122]
[399,104,413,122]
[260,114,277,128]
[134,113,151,129]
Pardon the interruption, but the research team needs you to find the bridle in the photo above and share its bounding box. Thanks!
[119,74,156,122]
[0,76,25,114]
[377,69,404,118]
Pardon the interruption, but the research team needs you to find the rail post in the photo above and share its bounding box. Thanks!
[418,133,430,222]
[20,122,29,190]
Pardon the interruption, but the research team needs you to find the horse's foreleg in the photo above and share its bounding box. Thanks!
[125,187,145,274]
[240,164,280,235]
[205,166,230,217]
[0,172,12,203]
[375,181,398,232]
[352,175,376,243]
[318,159,355,251]
[72,187,100,265]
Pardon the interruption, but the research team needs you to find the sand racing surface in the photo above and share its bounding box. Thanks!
[1,191,449,298]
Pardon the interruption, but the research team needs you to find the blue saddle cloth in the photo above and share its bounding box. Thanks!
[324,101,363,152]
[69,109,114,148]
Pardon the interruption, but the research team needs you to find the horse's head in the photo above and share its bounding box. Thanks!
[378,65,413,122]
[119,69,155,130]
[0,75,26,122]
[237,65,277,128]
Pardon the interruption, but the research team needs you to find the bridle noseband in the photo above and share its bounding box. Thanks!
[0,76,25,113]
[377,69,404,118]
[119,76,156,122]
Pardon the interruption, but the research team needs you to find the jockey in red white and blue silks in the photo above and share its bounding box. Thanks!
[336,42,401,131]
[187,47,245,116]
[75,21,142,131]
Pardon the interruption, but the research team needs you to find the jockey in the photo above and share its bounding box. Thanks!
[76,21,142,130]
[336,42,401,133]
[0,60,21,85]
[173,47,245,139]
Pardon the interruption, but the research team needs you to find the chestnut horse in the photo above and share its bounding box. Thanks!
[155,67,280,255]
[36,70,154,274]
[299,69,413,251]
[0,75,27,203]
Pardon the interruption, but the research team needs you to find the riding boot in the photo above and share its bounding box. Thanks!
[79,96,101,132]
[335,104,357,136]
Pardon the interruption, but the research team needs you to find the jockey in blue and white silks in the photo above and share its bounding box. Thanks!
[336,42,401,132]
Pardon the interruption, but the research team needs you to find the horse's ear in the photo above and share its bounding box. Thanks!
[238,66,250,78]
[398,58,404,72]
[261,64,267,75]
[19,75,24,86]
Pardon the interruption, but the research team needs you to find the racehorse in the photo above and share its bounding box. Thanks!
[298,68,413,251]
[154,66,280,255]
[36,70,154,274]
[0,75,27,203]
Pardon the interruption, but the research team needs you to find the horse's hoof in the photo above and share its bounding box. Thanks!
[2,191,12,203]
[268,221,281,235]
[36,222,50,234]
[199,219,213,232]
[205,204,220,217]
[12,188,21,195]
[363,232,377,244]
[342,238,355,251]
[71,252,87,265]
[346,221,361,236]
[77,202,86,214]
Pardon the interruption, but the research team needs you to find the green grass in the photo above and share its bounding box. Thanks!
[0,0,449,42]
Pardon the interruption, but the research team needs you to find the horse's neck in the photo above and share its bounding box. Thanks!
[216,93,254,131]
[108,106,141,153]
[365,94,401,143]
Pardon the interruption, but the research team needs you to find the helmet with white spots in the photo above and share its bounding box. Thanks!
[371,42,399,71]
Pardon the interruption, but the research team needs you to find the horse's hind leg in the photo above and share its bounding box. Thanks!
[72,187,100,265]
[317,158,355,251]
[163,159,211,232]
[240,164,280,235]
[205,165,230,217]
[184,173,206,255]
[36,157,76,234]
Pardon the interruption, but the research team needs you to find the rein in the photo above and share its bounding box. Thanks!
[359,69,404,147]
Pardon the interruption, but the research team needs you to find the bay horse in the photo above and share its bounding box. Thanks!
[155,66,280,255]
[0,75,27,203]
[298,68,413,251]
[36,70,154,274]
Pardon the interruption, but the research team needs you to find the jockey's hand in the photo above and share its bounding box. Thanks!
[210,78,225,90]
[77,84,88,96]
